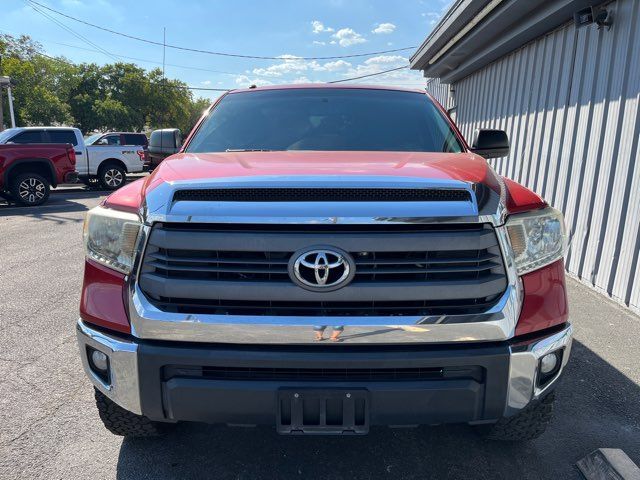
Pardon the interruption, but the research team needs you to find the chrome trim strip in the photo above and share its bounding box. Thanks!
[76,320,142,414]
[142,176,507,226]
[505,323,573,416]
[129,283,519,343]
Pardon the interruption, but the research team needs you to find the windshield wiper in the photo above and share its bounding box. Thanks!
[225,148,274,152]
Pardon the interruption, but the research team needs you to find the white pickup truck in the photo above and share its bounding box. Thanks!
[0,127,147,190]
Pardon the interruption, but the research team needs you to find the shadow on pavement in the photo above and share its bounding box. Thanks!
[0,174,145,217]
[0,189,103,219]
[115,340,640,480]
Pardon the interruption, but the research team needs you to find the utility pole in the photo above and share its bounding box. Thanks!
[0,54,4,132]
[0,77,16,129]
[162,27,166,82]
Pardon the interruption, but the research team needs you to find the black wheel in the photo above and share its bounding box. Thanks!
[476,393,555,441]
[94,388,168,437]
[10,173,50,206]
[98,163,126,190]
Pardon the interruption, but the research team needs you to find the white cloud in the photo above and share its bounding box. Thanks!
[372,22,396,34]
[332,28,366,47]
[336,55,425,88]
[329,40,337,45]
[252,55,322,77]
[201,80,212,85]
[311,20,334,34]
[364,55,406,65]
[312,40,326,46]
[322,59,352,71]
[234,75,272,87]
[250,56,351,80]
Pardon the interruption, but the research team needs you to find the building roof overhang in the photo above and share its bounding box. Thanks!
[410,0,609,83]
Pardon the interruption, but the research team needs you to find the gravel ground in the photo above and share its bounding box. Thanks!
[0,188,639,480]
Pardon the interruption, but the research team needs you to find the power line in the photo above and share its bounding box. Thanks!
[26,50,230,91]
[0,29,271,77]
[26,1,119,63]
[7,25,414,91]
[36,50,411,89]
[3,27,416,83]
[34,49,413,89]
[25,0,417,61]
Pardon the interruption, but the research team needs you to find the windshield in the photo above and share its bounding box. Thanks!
[84,133,103,145]
[0,128,19,144]
[186,88,464,153]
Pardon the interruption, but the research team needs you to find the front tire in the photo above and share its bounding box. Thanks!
[10,173,50,206]
[94,388,168,437]
[98,163,126,190]
[477,393,555,441]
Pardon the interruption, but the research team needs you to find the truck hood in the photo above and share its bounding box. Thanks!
[103,151,545,216]
[147,151,501,189]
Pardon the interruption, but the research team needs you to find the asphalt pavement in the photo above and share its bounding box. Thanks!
[0,188,639,480]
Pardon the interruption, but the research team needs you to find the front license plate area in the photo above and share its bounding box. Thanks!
[277,389,369,435]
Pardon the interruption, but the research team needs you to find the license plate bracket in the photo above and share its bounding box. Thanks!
[277,389,369,435]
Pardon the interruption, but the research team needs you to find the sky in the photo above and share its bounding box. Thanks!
[1,0,451,101]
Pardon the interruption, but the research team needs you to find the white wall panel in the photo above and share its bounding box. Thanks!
[425,77,453,110]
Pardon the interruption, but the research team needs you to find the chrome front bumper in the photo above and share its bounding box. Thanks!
[77,319,572,418]
[77,320,142,414]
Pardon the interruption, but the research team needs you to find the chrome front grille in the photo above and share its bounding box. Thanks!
[139,223,508,316]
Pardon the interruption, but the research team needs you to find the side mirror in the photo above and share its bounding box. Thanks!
[470,129,509,158]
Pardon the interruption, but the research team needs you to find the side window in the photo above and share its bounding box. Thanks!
[9,130,45,144]
[122,134,147,146]
[48,130,79,146]
[97,135,120,146]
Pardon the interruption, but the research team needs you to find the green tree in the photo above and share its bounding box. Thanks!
[92,97,133,132]
[188,97,212,130]
[0,33,215,134]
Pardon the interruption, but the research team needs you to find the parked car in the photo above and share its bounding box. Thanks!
[0,140,77,206]
[146,128,181,170]
[0,127,146,190]
[77,85,571,441]
[85,132,148,148]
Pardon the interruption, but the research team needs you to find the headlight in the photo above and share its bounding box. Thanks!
[506,207,567,275]
[83,206,142,274]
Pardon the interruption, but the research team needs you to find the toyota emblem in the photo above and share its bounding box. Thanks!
[288,247,355,292]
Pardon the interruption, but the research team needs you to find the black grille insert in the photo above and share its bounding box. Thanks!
[145,249,502,283]
[139,223,508,316]
[147,296,502,316]
[163,365,485,383]
[173,188,472,203]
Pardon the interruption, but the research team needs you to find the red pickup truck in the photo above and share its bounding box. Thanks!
[77,85,571,441]
[0,143,77,206]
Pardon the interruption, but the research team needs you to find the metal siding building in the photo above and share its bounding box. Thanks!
[412,0,640,314]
